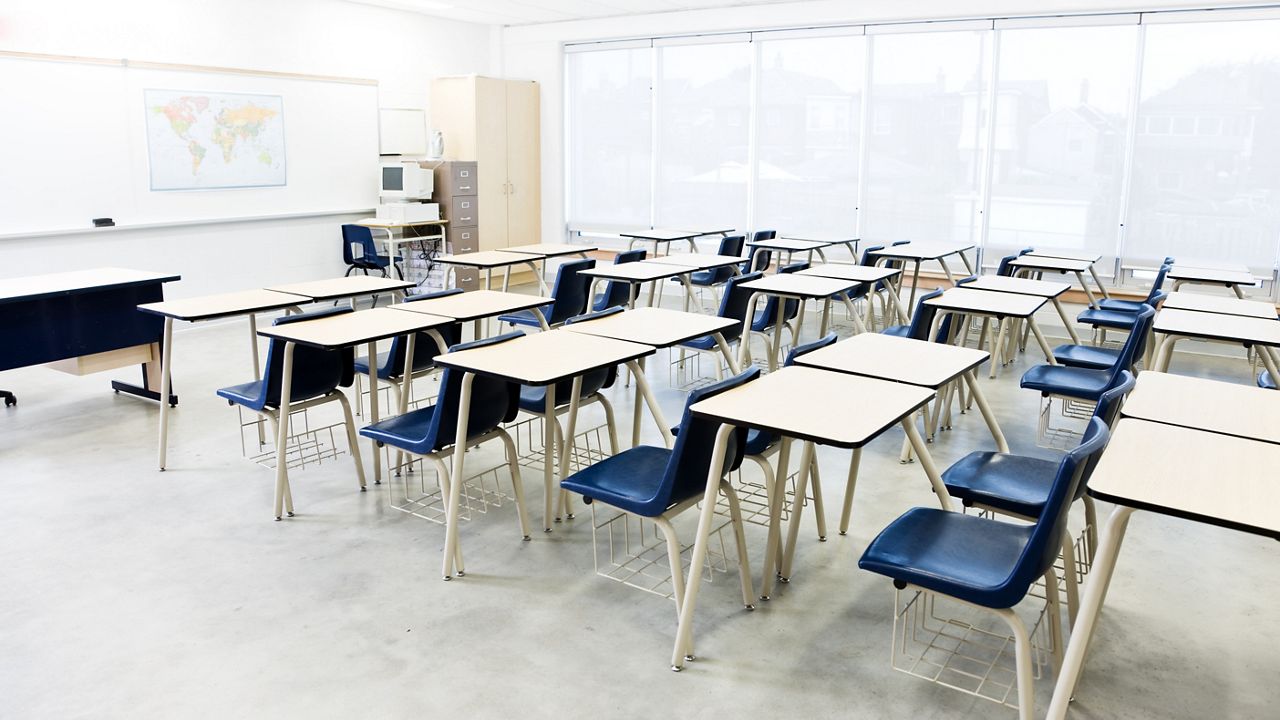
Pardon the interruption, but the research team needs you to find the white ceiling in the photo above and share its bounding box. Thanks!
[347,0,803,26]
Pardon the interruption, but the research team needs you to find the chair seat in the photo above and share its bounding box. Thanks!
[1260,371,1276,390]
[942,452,1058,518]
[561,445,676,517]
[1076,307,1140,330]
[1096,298,1147,313]
[858,507,1034,609]
[499,308,548,328]
[216,380,267,411]
[354,351,393,380]
[1050,344,1122,370]
[680,332,733,351]
[1020,365,1113,401]
[744,428,773,456]
[880,325,911,338]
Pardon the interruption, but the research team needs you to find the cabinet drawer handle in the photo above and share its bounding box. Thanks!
[458,185,472,191]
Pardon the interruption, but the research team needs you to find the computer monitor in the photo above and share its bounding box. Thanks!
[380,162,432,201]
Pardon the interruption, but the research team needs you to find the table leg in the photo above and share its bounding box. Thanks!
[900,416,953,511]
[837,448,863,535]
[907,260,922,316]
[364,340,383,484]
[627,359,673,447]
[964,370,1009,453]
[157,316,174,471]
[937,257,958,285]
[543,383,557,532]
[780,440,816,582]
[1153,334,1178,372]
[678,275,699,314]
[443,372,474,579]
[1052,298,1082,345]
[884,281,909,324]
[273,342,297,520]
[1027,318,1058,364]
[556,376,584,521]
[840,294,869,334]
[769,293,785,371]
[485,268,493,292]
[760,437,793,600]
[957,249,975,275]
[738,294,763,370]
[249,314,266,447]
[1087,264,1110,299]
[630,357,644,448]
[1074,271,1099,308]
[819,297,831,336]
[711,332,742,375]
[526,261,549,295]
[1257,344,1280,382]
[1045,506,1136,719]
[672,423,736,670]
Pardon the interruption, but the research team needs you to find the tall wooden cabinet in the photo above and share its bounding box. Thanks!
[430,75,541,251]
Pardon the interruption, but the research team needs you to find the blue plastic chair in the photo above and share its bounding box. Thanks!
[881,287,952,342]
[353,289,463,414]
[943,371,1134,622]
[1023,305,1153,404]
[561,368,760,619]
[342,224,401,279]
[1095,263,1172,314]
[750,261,807,337]
[499,258,596,330]
[1260,371,1276,390]
[859,417,1111,719]
[594,250,647,311]
[679,271,765,378]
[689,235,745,288]
[216,306,365,511]
[1052,295,1162,370]
[359,332,530,552]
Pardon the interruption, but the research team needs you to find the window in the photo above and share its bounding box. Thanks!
[565,47,653,228]
[1126,18,1280,269]
[754,34,865,237]
[984,24,1137,264]
[860,30,991,246]
[655,40,752,230]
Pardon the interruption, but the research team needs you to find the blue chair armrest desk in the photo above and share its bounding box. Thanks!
[499,258,595,330]
[353,288,463,414]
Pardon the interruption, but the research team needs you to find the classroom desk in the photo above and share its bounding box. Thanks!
[784,235,859,259]
[673,365,942,670]
[138,288,310,471]
[433,329,661,579]
[387,288,553,336]
[433,250,549,295]
[963,274,1082,345]
[579,260,702,312]
[746,237,834,267]
[1161,291,1277,319]
[1006,254,1105,309]
[739,273,866,369]
[793,332,1006,500]
[1151,308,1280,379]
[644,253,746,273]
[869,243,977,315]
[1,268,181,408]
[1120,371,1280,444]
[1024,248,1111,301]
[1167,264,1259,298]
[619,228,733,256]
[1173,259,1251,273]
[1045,418,1280,719]
[563,307,741,445]
[265,275,413,304]
[257,307,455,519]
[505,243,598,289]
[924,287,1056,377]
[796,263,907,323]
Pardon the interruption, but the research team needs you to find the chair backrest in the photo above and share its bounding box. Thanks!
[703,235,746,285]
[654,368,760,513]
[422,333,523,451]
[1145,263,1172,303]
[754,262,808,330]
[385,289,464,376]
[1110,305,1156,380]
[1075,370,1134,495]
[1019,247,1035,256]
[848,245,886,300]
[540,308,621,402]
[900,287,946,342]
[744,248,773,274]
[714,270,764,342]
[341,224,378,265]
[596,249,647,311]
[751,229,776,242]
[546,258,597,325]
[262,306,356,407]
[996,254,1019,276]
[784,332,839,365]
[1009,418,1110,597]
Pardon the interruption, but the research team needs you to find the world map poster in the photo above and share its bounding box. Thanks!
[144,89,286,191]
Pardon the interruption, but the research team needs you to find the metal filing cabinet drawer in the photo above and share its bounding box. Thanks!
[451,227,480,254]
[449,162,477,195]
[451,196,478,226]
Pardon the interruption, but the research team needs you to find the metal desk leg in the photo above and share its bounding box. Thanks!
[671,422,735,670]
[738,294,764,371]
[272,342,297,520]
[1045,506,1136,719]
[543,383,557,532]
[711,332,742,375]
[760,437,793,599]
[906,260,923,316]
[249,314,266,448]
[443,373,474,579]
[1053,298,1083,345]
[1027,318,1059,364]
[937,257,958,285]
[678,275,699,313]
[627,359,673,447]
[366,341,382,484]
[1087,264,1110,299]
[630,357,644,448]
[956,249,975,275]
[837,448,863,535]
[900,416,953,511]
[1074,271,1099,308]
[769,293,785,371]
[840,294,869,334]
[157,316,175,471]
[964,370,1009,453]
[780,440,817,582]
[555,376,585,522]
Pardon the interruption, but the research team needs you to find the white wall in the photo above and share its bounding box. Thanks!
[0,0,493,297]
[499,0,1277,247]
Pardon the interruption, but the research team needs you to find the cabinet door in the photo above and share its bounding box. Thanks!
[504,80,541,246]
[475,76,509,249]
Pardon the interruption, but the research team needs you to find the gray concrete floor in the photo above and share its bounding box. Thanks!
[2,287,1277,720]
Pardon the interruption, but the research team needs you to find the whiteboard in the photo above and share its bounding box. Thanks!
[0,55,380,235]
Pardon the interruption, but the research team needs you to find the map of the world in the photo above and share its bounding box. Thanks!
[145,89,286,191]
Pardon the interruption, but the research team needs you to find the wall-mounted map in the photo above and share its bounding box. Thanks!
[145,89,286,191]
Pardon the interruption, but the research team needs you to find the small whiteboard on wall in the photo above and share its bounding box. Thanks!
[0,52,379,236]
[379,108,428,156]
